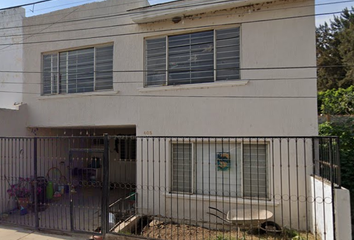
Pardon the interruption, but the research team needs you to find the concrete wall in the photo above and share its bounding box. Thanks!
[310,176,352,240]
[20,0,318,137]
[310,177,334,240]
[0,106,28,136]
[334,186,352,240]
[0,8,25,110]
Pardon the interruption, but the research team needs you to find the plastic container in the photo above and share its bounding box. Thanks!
[46,181,54,200]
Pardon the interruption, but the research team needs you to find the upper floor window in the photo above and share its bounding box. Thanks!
[145,27,240,87]
[42,45,113,95]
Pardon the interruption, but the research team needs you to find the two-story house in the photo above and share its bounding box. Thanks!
[0,0,351,239]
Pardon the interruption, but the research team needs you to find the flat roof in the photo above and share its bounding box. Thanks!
[129,0,275,23]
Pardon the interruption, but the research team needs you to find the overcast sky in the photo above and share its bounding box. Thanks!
[0,0,353,26]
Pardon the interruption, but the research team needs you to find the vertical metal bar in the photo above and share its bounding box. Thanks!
[200,138,205,239]
[272,138,276,231]
[170,138,173,239]
[208,138,211,238]
[295,138,300,230]
[249,138,253,240]
[235,138,239,240]
[329,138,336,240]
[256,137,260,239]
[312,137,318,239]
[101,134,110,237]
[335,137,341,187]
[303,138,309,239]
[164,138,167,239]
[189,138,193,240]
[228,138,231,240]
[146,138,150,238]
[321,138,327,240]
[34,138,39,229]
[152,138,155,238]
[141,138,144,235]
[69,150,74,232]
[279,138,284,228]
[221,138,225,237]
[158,138,161,239]
[286,138,292,229]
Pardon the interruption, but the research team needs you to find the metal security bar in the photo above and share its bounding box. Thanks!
[0,136,341,240]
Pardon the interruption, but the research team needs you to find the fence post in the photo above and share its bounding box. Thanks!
[101,134,110,237]
[33,138,39,229]
[335,137,341,188]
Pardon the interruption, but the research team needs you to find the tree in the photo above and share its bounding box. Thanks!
[317,7,354,91]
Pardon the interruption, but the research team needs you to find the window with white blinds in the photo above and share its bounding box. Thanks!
[42,45,113,95]
[145,27,240,87]
[172,143,193,193]
[243,144,267,198]
[171,142,268,199]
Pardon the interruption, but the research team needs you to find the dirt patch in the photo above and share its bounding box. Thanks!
[142,222,317,240]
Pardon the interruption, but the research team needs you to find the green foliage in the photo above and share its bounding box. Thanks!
[213,235,237,240]
[283,227,304,239]
[318,86,354,115]
[317,7,354,91]
[319,118,354,222]
[319,119,354,190]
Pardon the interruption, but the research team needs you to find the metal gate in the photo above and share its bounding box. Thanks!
[0,136,110,236]
[0,136,344,239]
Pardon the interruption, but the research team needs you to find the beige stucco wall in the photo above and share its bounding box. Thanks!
[0,8,25,110]
[20,0,317,137]
[0,106,28,136]
[310,177,352,240]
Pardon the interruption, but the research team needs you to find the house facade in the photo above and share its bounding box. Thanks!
[1,0,350,239]
[0,0,318,137]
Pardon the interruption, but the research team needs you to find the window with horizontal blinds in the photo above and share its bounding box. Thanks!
[172,143,192,193]
[216,27,240,81]
[96,45,114,90]
[168,31,214,85]
[145,27,240,87]
[42,54,58,95]
[146,38,166,86]
[171,142,268,198]
[243,144,268,198]
[42,44,113,95]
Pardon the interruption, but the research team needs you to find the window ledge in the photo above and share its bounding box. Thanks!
[38,90,119,100]
[164,193,280,207]
[138,80,249,93]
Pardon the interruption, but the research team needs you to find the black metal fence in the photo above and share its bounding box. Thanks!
[0,136,341,240]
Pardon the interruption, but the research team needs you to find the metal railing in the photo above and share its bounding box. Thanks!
[0,136,341,240]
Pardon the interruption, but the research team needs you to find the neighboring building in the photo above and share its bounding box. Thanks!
[0,0,350,239]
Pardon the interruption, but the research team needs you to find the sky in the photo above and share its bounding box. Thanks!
[0,0,353,26]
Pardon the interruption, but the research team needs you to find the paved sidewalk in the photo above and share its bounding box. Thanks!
[0,225,90,240]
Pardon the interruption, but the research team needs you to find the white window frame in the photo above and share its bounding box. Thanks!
[170,142,196,194]
[41,44,113,95]
[145,25,241,87]
[169,140,270,199]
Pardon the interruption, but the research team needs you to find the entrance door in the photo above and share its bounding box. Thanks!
[68,148,104,233]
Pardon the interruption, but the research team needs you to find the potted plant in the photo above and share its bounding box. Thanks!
[7,177,32,209]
